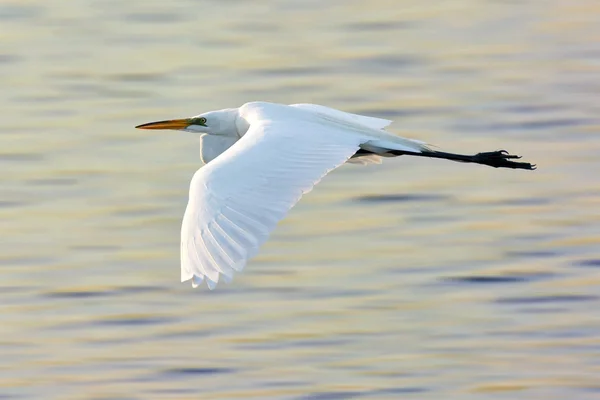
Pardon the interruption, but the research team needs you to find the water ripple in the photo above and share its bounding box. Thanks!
[95,315,176,327]
[342,21,417,32]
[161,367,236,377]
[296,391,364,400]
[43,285,167,300]
[343,54,427,73]
[250,66,329,77]
[576,259,600,268]
[505,250,559,258]
[354,193,450,204]
[0,153,44,162]
[496,294,598,305]
[443,273,553,284]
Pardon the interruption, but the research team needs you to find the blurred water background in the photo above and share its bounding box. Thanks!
[1,0,600,398]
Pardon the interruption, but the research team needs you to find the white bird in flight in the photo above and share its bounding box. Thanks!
[136,102,535,290]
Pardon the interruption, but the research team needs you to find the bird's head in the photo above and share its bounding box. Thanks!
[135,109,240,136]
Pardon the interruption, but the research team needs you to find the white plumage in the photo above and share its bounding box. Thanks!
[183,102,426,289]
[135,101,534,289]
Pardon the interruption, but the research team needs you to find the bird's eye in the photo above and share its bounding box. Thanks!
[192,117,206,126]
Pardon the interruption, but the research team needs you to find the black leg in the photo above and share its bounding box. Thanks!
[355,148,536,170]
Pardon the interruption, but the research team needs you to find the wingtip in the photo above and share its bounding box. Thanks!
[206,278,217,290]
[191,275,204,288]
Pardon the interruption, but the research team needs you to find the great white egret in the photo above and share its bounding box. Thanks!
[136,102,535,289]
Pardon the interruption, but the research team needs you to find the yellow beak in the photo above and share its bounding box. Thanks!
[135,119,191,130]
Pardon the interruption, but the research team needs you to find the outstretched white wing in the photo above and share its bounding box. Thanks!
[180,114,366,289]
[290,103,392,130]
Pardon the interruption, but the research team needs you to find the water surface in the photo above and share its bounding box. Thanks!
[1,0,600,398]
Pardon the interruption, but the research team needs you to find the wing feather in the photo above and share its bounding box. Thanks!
[290,103,392,130]
[181,108,366,289]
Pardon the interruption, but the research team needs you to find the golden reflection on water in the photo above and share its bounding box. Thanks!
[1,0,600,398]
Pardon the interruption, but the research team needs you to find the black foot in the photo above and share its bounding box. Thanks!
[473,150,536,170]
